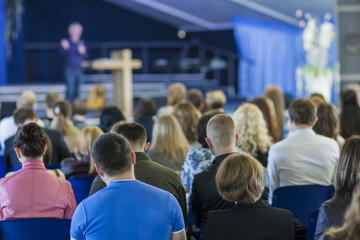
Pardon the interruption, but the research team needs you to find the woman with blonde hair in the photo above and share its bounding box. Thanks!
[157,83,187,116]
[148,114,190,173]
[252,97,281,143]
[173,102,200,148]
[51,100,80,152]
[263,85,285,135]
[233,103,273,167]
[61,126,103,178]
[202,153,293,240]
[205,90,227,112]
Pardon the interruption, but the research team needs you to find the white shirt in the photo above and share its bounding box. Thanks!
[0,116,17,154]
[267,128,339,202]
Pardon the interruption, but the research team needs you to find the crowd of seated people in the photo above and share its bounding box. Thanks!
[2,82,360,240]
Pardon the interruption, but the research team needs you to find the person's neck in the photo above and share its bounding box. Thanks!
[20,156,43,164]
[213,146,236,157]
[70,37,80,43]
[292,124,312,132]
[46,109,54,119]
[103,171,136,186]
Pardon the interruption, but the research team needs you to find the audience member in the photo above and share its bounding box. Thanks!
[315,136,360,239]
[233,103,273,167]
[133,98,157,142]
[190,114,268,227]
[157,83,187,116]
[4,108,71,172]
[205,90,226,112]
[42,92,60,128]
[267,98,339,201]
[263,85,285,136]
[252,97,281,143]
[320,186,360,240]
[0,90,38,152]
[89,122,188,225]
[148,114,190,173]
[202,153,293,240]
[61,126,103,178]
[71,99,88,129]
[340,89,360,139]
[173,102,201,148]
[181,111,221,205]
[313,103,344,147]
[186,88,204,115]
[70,133,186,239]
[51,100,80,152]
[98,105,126,133]
[310,93,326,108]
[0,123,76,220]
[344,83,360,103]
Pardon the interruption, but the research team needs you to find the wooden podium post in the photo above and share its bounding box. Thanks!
[83,49,142,117]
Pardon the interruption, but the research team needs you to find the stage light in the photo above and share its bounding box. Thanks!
[324,13,332,21]
[178,30,186,39]
[299,20,306,28]
[305,13,312,20]
[295,9,303,18]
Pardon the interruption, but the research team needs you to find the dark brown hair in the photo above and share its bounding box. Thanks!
[72,99,88,116]
[263,85,285,132]
[289,98,317,125]
[187,89,203,109]
[45,92,60,109]
[13,108,37,125]
[14,123,47,158]
[133,98,157,121]
[197,110,222,148]
[313,103,339,140]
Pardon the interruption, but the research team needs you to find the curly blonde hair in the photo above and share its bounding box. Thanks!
[233,103,273,156]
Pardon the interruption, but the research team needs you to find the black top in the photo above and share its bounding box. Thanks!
[60,155,97,178]
[89,152,188,225]
[136,116,154,142]
[190,153,269,227]
[202,200,294,240]
[4,128,72,172]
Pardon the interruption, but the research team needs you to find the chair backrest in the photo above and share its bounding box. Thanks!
[307,208,320,240]
[272,184,334,224]
[68,177,94,204]
[0,218,71,240]
[46,163,61,170]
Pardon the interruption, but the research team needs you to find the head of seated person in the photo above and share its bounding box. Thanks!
[110,122,148,153]
[99,106,126,133]
[205,90,226,112]
[197,110,222,149]
[216,152,264,204]
[173,102,199,145]
[288,98,317,131]
[92,133,135,185]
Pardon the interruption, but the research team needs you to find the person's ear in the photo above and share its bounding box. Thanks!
[15,148,22,160]
[312,116,318,127]
[131,152,136,166]
[94,163,105,177]
[144,142,150,152]
[235,133,239,145]
[205,137,212,149]
[289,116,294,124]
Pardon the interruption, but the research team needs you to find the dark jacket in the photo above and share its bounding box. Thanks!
[60,155,97,178]
[89,152,188,225]
[190,153,269,227]
[315,196,350,240]
[4,128,72,171]
[202,200,294,240]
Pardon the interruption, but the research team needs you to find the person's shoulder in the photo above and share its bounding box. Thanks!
[314,134,339,146]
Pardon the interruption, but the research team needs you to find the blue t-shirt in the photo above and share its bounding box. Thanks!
[70,180,185,240]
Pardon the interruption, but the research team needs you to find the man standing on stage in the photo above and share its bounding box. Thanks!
[60,22,88,103]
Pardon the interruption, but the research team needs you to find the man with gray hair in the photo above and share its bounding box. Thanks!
[0,90,38,153]
[190,114,239,227]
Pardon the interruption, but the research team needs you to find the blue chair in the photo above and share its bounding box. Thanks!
[0,218,71,240]
[68,177,95,204]
[307,208,320,240]
[272,184,334,224]
[46,163,61,170]
[8,165,21,172]
[0,155,6,178]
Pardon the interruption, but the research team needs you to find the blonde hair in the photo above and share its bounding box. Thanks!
[206,90,227,110]
[167,83,187,106]
[151,114,190,161]
[233,103,273,156]
[51,100,73,136]
[263,85,285,132]
[207,114,235,148]
[216,153,264,204]
[74,126,103,174]
[326,186,360,240]
[173,102,199,143]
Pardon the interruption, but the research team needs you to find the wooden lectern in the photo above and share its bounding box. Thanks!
[83,49,142,117]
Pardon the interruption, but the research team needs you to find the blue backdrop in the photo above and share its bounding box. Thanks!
[233,16,304,99]
[0,0,6,85]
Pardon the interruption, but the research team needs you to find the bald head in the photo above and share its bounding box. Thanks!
[206,114,236,149]
[17,91,37,110]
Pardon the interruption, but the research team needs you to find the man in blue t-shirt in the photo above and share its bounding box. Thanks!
[70,133,186,240]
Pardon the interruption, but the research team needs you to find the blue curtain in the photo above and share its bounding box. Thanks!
[0,0,6,85]
[233,16,304,99]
